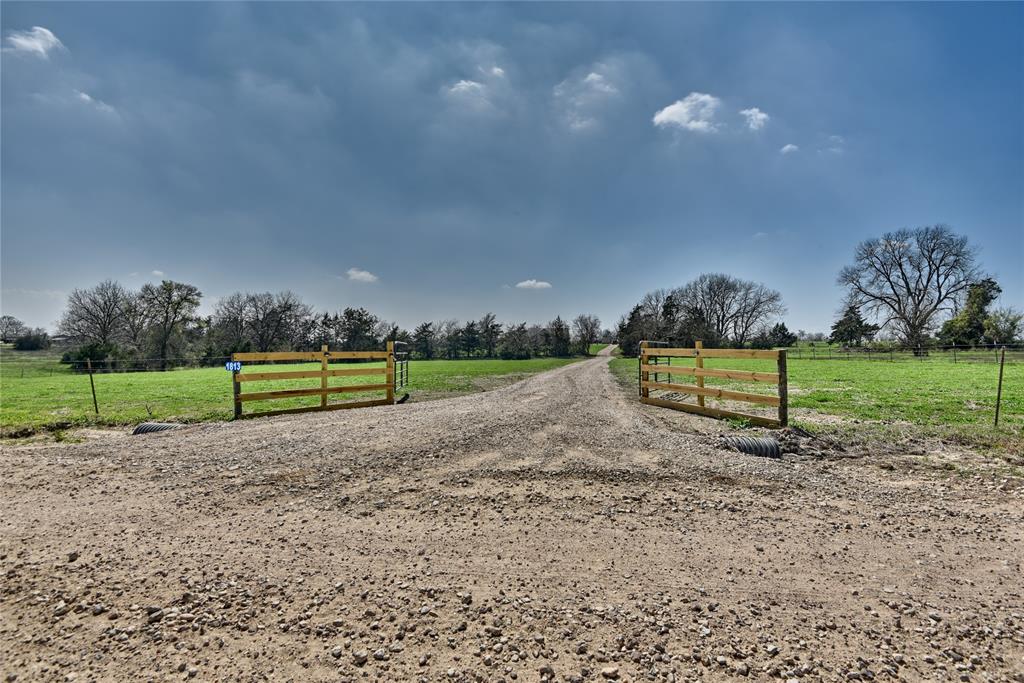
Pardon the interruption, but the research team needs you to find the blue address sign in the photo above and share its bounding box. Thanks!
[225,361,242,372]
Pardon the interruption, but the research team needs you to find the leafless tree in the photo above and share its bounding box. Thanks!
[572,314,601,354]
[838,225,980,346]
[245,291,312,352]
[211,292,249,352]
[58,280,129,346]
[672,274,784,345]
[120,292,151,354]
[0,315,26,342]
[139,280,202,367]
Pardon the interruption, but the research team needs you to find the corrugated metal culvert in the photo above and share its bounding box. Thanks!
[132,422,182,436]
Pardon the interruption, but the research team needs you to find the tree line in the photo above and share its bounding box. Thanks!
[615,224,1021,356]
[6,279,608,367]
[615,273,796,357]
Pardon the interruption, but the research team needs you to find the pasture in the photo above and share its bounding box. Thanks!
[0,351,579,434]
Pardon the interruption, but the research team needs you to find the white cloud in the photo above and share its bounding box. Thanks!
[489,66,505,78]
[820,134,846,155]
[3,26,64,59]
[443,79,494,112]
[151,270,165,277]
[448,79,484,95]
[346,267,378,283]
[75,90,117,116]
[652,92,721,133]
[780,143,799,155]
[740,107,769,131]
[515,279,552,290]
[553,62,623,132]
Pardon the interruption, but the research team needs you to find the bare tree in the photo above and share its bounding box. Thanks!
[672,274,784,345]
[58,280,129,347]
[139,280,202,367]
[572,314,601,355]
[0,315,26,342]
[120,292,151,354]
[211,292,249,352]
[838,225,980,346]
[245,291,312,352]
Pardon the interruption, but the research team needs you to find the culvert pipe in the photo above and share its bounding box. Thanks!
[724,436,781,458]
[132,422,182,436]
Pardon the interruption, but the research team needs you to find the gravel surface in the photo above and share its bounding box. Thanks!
[2,349,1022,682]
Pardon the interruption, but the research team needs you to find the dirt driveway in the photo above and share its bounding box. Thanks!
[2,354,1022,682]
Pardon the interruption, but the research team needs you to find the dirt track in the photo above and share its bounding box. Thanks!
[2,351,1022,682]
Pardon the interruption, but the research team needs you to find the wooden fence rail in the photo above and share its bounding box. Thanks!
[231,342,396,419]
[639,341,788,428]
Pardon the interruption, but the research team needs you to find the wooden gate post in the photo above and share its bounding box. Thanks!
[386,341,395,404]
[695,340,705,408]
[777,349,788,427]
[320,344,329,408]
[231,354,242,419]
[640,341,649,399]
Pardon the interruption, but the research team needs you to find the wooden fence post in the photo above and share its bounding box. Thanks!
[640,341,649,399]
[695,340,705,408]
[86,359,99,415]
[995,346,1006,427]
[232,355,242,419]
[320,344,329,409]
[777,349,788,427]
[386,341,395,404]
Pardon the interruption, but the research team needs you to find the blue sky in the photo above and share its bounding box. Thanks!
[2,2,1022,333]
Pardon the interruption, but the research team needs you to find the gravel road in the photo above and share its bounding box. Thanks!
[2,351,1022,682]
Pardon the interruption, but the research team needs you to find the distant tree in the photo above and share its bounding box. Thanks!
[762,322,797,348]
[59,279,129,347]
[984,307,1023,345]
[572,314,601,355]
[673,274,785,346]
[938,278,1001,346]
[13,328,50,350]
[461,320,481,357]
[246,291,312,352]
[120,292,152,355]
[337,307,381,351]
[139,280,202,367]
[498,323,532,359]
[479,313,502,358]
[838,225,980,346]
[526,324,548,357]
[436,319,461,359]
[829,305,880,346]
[547,316,572,357]
[413,322,436,359]
[615,306,646,357]
[0,315,26,342]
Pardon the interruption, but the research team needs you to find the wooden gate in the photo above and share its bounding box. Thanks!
[230,342,407,419]
[639,341,788,428]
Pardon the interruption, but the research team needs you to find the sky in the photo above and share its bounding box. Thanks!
[2,2,1022,334]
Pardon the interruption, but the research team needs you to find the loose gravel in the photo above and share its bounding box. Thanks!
[2,351,1022,682]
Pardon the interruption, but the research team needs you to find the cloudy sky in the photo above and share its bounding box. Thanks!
[2,2,1022,333]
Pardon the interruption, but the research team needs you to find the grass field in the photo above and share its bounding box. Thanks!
[609,355,1023,452]
[0,351,579,434]
[588,343,609,355]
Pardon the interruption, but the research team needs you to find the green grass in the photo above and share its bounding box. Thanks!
[588,343,609,355]
[0,353,579,434]
[609,355,1023,452]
